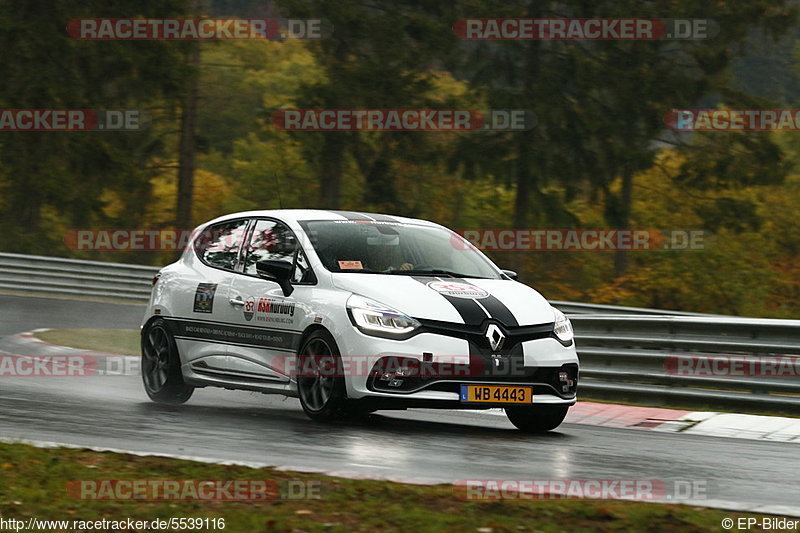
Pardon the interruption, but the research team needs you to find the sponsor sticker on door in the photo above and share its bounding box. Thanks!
[243,297,296,324]
[193,283,217,313]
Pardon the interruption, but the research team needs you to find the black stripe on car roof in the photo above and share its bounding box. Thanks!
[325,210,373,221]
[325,210,400,223]
[363,212,399,223]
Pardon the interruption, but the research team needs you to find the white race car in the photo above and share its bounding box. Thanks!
[141,210,578,431]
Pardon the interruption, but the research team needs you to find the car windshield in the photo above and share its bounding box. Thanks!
[300,220,502,279]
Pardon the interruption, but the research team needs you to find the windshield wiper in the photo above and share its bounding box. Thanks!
[385,269,490,279]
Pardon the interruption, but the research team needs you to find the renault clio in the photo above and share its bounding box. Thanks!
[141,210,579,432]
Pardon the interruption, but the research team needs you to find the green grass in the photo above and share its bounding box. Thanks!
[0,441,784,533]
[34,328,140,356]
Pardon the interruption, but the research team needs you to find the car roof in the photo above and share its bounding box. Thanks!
[203,209,440,228]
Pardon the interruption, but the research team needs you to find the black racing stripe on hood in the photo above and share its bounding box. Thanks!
[446,277,519,327]
[478,295,519,327]
[411,275,487,326]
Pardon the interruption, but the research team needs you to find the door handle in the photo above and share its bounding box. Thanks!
[229,297,245,307]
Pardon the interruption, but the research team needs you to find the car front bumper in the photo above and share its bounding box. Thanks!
[337,327,579,406]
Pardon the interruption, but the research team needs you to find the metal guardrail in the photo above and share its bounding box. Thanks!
[0,252,158,301]
[1,253,797,413]
[551,300,715,316]
[573,315,800,413]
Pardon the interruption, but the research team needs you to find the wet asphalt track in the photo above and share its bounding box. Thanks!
[0,293,798,515]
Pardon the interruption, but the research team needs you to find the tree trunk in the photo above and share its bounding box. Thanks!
[513,133,534,229]
[319,134,344,208]
[176,6,201,230]
[512,24,541,230]
[613,164,634,277]
[359,143,394,210]
[510,29,542,278]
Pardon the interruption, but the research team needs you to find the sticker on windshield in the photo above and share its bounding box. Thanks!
[338,260,363,270]
[427,280,489,299]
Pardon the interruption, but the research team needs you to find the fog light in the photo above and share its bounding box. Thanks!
[558,370,575,393]
[394,366,413,377]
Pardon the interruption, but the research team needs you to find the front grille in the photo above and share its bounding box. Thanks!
[417,318,557,350]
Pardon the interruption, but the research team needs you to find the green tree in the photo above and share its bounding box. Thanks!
[0,0,192,254]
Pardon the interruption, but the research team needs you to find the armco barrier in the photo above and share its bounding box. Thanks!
[550,300,716,316]
[573,315,800,413]
[0,252,157,301]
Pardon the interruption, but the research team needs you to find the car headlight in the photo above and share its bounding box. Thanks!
[347,294,421,337]
[552,308,574,345]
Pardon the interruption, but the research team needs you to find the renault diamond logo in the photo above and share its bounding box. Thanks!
[486,323,505,351]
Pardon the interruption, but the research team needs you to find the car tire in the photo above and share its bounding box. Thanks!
[141,318,194,404]
[504,404,569,432]
[296,329,352,421]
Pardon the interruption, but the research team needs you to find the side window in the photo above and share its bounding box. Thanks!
[195,219,250,271]
[242,219,297,276]
[292,248,314,283]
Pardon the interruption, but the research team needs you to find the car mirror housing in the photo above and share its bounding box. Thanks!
[256,259,294,296]
[501,269,518,281]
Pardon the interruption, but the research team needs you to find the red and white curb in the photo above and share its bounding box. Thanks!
[0,329,139,376]
[9,329,126,357]
[480,402,800,443]
[562,402,800,442]
[8,328,119,357]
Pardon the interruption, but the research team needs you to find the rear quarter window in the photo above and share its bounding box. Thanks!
[193,219,250,270]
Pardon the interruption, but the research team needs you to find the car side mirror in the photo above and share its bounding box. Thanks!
[501,269,518,281]
[256,260,294,296]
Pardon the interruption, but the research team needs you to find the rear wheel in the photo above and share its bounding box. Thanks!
[505,405,569,432]
[296,329,352,421]
[141,319,194,404]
